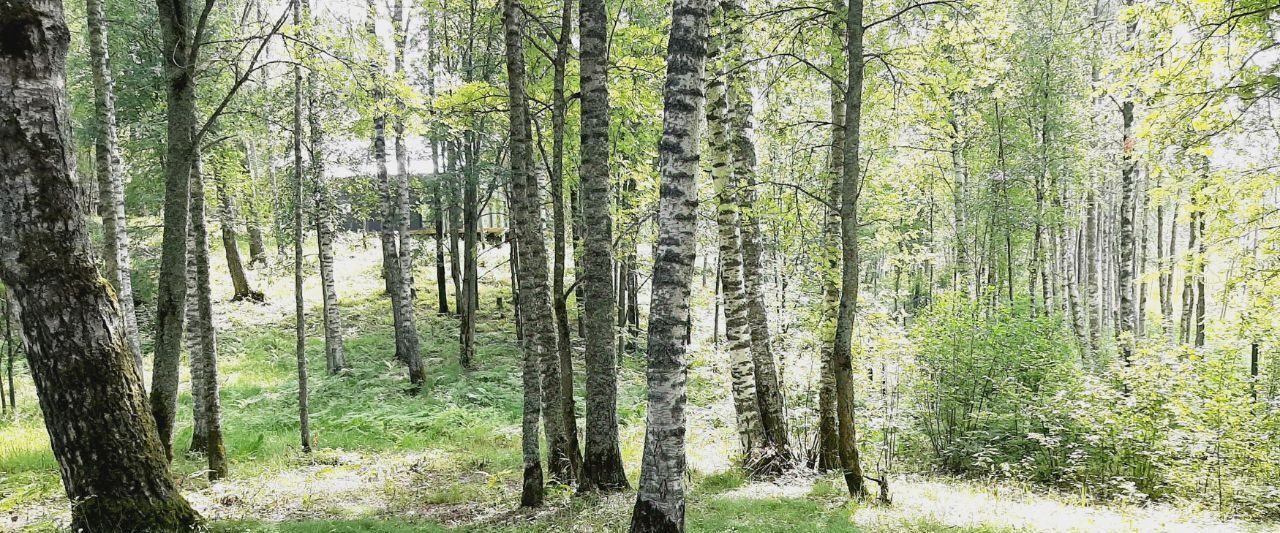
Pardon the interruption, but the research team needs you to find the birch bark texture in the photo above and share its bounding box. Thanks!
[86,0,143,375]
[630,0,710,527]
[705,7,764,463]
[503,0,549,505]
[0,1,201,528]
[579,0,630,492]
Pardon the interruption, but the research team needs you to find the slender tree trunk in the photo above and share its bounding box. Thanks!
[0,4,202,526]
[1193,181,1206,348]
[369,0,425,385]
[245,143,270,269]
[217,175,262,302]
[817,1,844,471]
[460,146,478,369]
[308,0,346,374]
[1084,190,1099,355]
[435,179,451,315]
[185,223,206,455]
[151,0,201,459]
[630,0,709,528]
[834,0,869,499]
[723,0,789,469]
[550,0,583,475]
[450,142,464,314]
[504,0,555,503]
[1180,201,1196,344]
[577,0,629,491]
[293,0,313,452]
[392,0,414,299]
[706,10,765,464]
[87,0,143,376]
[190,156,228,479]
[1116,1,1138,363]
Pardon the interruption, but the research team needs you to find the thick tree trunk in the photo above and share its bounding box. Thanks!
[833,0,868,499]
[630,0,709,528]
[0,3,201,527]
[308,0,346,375]
[151,0,201,459]
[577,0,628,491]
[723,0,790,470]
[87,0,143,376]
[706,13,765,464]
[550,0,583,475]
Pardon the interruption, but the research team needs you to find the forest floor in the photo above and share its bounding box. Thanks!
[0,233,1275,532]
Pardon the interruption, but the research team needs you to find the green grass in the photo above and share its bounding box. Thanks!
[3,236,1273,532]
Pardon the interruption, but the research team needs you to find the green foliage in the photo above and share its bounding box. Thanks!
[912,292,1078,477]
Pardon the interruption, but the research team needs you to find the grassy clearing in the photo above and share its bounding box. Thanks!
[0,235,1274,531]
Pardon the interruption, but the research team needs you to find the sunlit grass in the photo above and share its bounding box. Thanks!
[2,233,1277,531]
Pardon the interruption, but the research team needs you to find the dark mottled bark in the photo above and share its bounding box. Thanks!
[504,0,546,505]
[293,0,312,452]
[834,0,868,499]
[150,0,200,459]
[578,0,628,492]
[305,0,346,375]
[190,157,228,480]
[551,0,582,476]
[0,2,201,527]
[722,0,789,471]
[368,0,425,386]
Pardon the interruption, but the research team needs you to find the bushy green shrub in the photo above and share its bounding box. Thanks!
[906,292,1280,517]
[910,292,1078,478]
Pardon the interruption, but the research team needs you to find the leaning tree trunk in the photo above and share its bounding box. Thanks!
[504,0,548,505]
[577,0,629,492]
[0,3,202,527]
[189,156,228,480]
[706,11,765,464]
[630,0,709,528]
[723,0,790,470]
[87,0,143,376]
[151,0,201,459]
[217,174,262,302]
[833,0,869,499]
